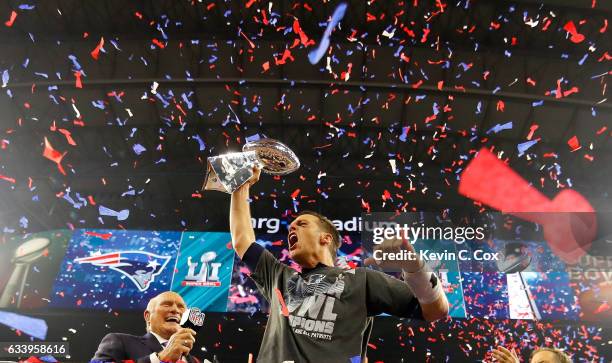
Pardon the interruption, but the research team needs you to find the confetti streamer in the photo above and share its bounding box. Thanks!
[308,3,348,65]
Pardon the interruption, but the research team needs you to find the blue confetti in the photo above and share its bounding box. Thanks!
[192,134,206,151]
[67,54,83,71]
[487,121,513,134]
[517,139,539,156]
[132,143,147,155]
[98,205,129,221]
[1,70,8,87]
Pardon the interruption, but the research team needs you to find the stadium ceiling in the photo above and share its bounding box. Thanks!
[0,0,609,232]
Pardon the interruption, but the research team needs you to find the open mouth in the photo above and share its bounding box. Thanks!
[165,316,180,324]
[288,233,298,251]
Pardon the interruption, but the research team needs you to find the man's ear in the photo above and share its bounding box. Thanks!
[144,310,151,328]
[320,232,332,247]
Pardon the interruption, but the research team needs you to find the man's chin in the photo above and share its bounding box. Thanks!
[290,251,307,265]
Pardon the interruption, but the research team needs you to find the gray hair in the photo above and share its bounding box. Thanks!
[530,347,572,363]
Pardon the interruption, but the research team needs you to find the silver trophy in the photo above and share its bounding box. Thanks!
[203,139,300,193]
[0,237,50,308]
[242,138,300,175]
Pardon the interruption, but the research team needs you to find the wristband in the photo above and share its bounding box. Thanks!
[401,263,443,304]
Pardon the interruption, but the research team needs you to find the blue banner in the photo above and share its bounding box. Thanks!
[171,232,234,312]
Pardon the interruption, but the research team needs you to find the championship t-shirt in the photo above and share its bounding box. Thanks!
[242,243,424,363]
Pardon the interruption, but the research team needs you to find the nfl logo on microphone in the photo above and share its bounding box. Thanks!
[189,308,205,326]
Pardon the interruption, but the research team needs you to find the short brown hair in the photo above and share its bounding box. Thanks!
[296,211,341,258]
[530,347,572,363]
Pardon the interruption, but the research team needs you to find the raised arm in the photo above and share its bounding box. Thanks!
[230,167,261,259]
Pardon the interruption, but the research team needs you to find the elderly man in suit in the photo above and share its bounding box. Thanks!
[92,291,200,363]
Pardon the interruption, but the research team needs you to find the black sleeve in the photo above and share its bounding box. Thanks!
[91,333,127,362]
[241,242,265,272]
[241,242,290,301]
[364,268,424,320]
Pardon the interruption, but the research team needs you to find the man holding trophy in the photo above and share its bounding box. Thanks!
[206,138,449,362]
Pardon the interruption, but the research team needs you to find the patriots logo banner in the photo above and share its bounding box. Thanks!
[75,251,171,291]
[50,229,181,310]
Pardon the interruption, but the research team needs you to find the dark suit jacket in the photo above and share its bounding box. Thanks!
[91,332,200,363]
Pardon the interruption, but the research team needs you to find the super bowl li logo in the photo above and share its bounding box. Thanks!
[182,251,222,287]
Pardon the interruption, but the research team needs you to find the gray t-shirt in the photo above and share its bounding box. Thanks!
[241,243,423,363]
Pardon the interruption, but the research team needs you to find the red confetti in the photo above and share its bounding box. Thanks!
[597,51,612,61]
[563,86,579,97]
[84,231,112,240]
[459,148,596,263]
[5,11,17,27]
[421,28,430,43]
[42,137,67,175]
[74,71,83,88]
[496,100,505,112]
[567,136,581,151]
[527,124,539,140]
[91,37,105,60]
[58,128,77,146]
[594,302,610,314]
[563,21,585,43]
[152,38,165,49]
[240,30,255,49]
[292,18,314,46]
[0,174,16,184]
[275,49,295,65]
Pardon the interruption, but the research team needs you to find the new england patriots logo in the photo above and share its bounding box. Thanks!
[74,251,171,291]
